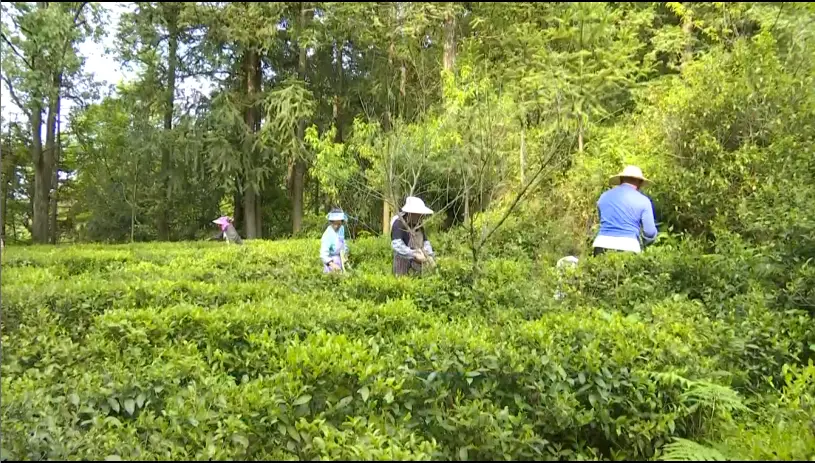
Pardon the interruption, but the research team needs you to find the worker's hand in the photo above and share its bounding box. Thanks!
[413,251,427,263]
[328,261,341,271]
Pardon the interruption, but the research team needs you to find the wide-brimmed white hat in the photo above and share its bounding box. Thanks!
[401,196,434,215]
[609,165,651,186]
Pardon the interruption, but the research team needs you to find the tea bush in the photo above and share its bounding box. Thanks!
[2,236,814,460]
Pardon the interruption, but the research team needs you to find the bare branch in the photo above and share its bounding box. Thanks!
[476,133,575,250]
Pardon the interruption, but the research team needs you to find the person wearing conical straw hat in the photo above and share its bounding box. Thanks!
[592,165,657,256]
[212,216,243,245]
[321,207,350,273]
[391,196,436,276]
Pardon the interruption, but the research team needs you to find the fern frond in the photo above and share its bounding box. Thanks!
[681,381,749,414]
[651,371,695,388]
[659,438,728,461]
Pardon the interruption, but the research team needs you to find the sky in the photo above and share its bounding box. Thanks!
[1,2,213,127]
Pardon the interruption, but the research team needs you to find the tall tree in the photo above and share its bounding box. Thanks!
[117,2,199,240]
[199,2,291,238]
[290,1,313,234]
[48,103,61,243]
[242,47,262,238]
[1,2,98,243]
[158,3,179,240]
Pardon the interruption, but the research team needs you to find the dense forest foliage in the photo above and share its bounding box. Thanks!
[1,1,810,251]
[2,1,815,461]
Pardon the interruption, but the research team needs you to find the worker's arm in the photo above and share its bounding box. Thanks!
[420,227,434,257]
[339,227,349,255]
[423,240,434,257]
[420,228,433,256]
[641,203,658,244]
[320,229,334,264]
[390,222,415,258]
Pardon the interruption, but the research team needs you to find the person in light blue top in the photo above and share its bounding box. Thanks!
[592,165,657,256]
[320,207,350,273]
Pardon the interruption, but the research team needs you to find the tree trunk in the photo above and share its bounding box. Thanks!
[0,165,7,246]
[157,5,179,241]
[292,2,311,235]
[384,40,395,131]
[520,123,526,184]
[399,61,406,116]
[397,3,406,117]
[382,37,395,232]
[382,3,401,232]
[34,73,61,244]
[244,186,257,239]
[131,189,136,243]
[243,48,262,239]
[577,15,585,154]
[292,159,306,234]
[255,192,263,238]
[383,201,392,235]
[243,53,257,239]
[32,111,48,243]
[1,132,11,245]
[577,114,584,153]
[333,40,344,143]
[443,10,456,73]
[26,174,35,236]
[233,189,244,233]
[313,177,320,215]
[681,11,694,69]
[315,40,344,217]
[49,103,61,244]
[252,49,263,238]
[131,157,140,243]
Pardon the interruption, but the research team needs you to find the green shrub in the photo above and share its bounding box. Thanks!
[2,236,813,460]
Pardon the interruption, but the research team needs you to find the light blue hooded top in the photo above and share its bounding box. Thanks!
[320,225,348,264]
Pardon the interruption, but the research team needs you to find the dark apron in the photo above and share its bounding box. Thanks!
[225,224,243,245]
[393,229,424,276]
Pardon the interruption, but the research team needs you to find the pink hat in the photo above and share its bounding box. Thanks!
[213,216,231,226]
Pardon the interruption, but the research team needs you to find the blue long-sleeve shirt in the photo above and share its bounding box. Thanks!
[596,184,657,243]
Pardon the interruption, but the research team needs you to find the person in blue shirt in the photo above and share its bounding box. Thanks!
[320,208,350,273]
[592,165,658,256]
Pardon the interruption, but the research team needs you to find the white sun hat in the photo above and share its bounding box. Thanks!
[326,208,347,222]
[609,165,651,186]
[401,196,434,215]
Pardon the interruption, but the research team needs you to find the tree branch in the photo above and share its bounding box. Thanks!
[0,32,35,70]
[0,74,31,117]
[476,133,574,249]
[177,69,231,80]
[74,2,90,23]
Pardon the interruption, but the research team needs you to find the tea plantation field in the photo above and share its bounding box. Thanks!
[2,238,814,460]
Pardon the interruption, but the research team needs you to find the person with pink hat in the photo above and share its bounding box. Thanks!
[592,165,657,256]
[212,216,243,245]
[391,196,436,276]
